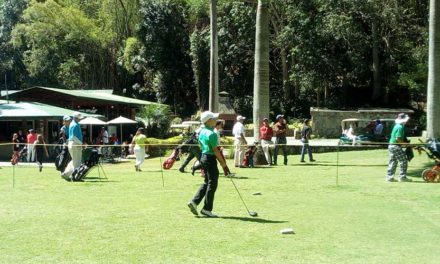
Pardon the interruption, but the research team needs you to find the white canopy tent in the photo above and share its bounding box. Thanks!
[107,116,137,142]
[79,117,107,143]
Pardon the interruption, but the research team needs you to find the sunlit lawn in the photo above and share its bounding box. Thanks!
[0,147,439,263]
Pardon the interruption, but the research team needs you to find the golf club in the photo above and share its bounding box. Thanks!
[227,172,258,217]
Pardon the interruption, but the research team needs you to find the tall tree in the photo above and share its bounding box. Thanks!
[253,0,269,141]
[209,0,219,112]
[138,0,196,116]
[427,0,440,139]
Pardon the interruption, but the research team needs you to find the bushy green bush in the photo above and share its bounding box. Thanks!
[145,136,183,157]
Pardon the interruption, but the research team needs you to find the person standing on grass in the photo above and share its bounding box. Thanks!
[26,129,37,162]
[62,112,83,180]
[273,114,289,165]
[386,113,412,182]
[131,127,147,172]
[187,111,229,218]
[11,133,20,165]
[259,117,273,165]
[17,130,26,151]
[300,118,316,163]
[232,115,247,167]
[34,134,49,172]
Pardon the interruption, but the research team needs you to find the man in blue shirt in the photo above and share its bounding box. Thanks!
[62,112,83,180]
[187,111,228,217]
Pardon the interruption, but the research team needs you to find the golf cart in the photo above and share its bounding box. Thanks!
[169,121,202,136]
[339,118,395,145]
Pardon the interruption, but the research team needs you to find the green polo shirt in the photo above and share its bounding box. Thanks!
[198,126,218,155]
[389,123,405,144]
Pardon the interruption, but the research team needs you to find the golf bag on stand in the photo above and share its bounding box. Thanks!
[71,148,101,181]
[55,146,71,172]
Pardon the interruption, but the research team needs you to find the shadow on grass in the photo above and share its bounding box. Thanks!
[218,216,288,223]
[288,163,387,167]
[83,177,117,183]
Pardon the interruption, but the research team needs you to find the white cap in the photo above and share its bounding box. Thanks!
[395,113,409,124]
[236,115,245,121]
[201,111,219,123]
[73,111,83,119]
[63,115,72,121]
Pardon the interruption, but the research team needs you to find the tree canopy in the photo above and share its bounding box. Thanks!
[0,0,431,126]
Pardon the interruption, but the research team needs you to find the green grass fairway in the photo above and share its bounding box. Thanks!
[1,148,439,263]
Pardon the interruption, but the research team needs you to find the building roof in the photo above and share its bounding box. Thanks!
[3,86,161,106]
[0,101,102,120]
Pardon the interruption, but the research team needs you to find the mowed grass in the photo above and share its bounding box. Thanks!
[1,148,440,263]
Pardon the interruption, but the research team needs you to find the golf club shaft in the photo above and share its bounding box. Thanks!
[229,176,251,214]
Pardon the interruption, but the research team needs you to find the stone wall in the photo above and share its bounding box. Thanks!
[310,107,414,138]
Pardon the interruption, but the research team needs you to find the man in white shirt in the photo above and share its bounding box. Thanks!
[101,127,109,144]
[232,115,247,167]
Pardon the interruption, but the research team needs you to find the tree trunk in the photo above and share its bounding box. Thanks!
[281,48,290,98]
[253,0,270,142]
[209,0,219,112]
[427,0,440,139]
[371,19,382,102]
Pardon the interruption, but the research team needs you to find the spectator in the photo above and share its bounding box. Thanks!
[110,133,119,145]
[273,114,288,165]
[100,127,109,145]
[232,115,247,167]
[26,129,37,162]
[343,124,357,145]
[17,130,26,150]
[374,119,384,137]
[300,118,316,163]
[131,127,147,172]
[386,113,412,182]
[34,134,49,172]
[11,133,20,165]
[259,117,273,165]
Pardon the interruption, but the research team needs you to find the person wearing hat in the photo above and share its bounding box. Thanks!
[187,111,229,217]
[259,118,274,165]
[386,113,412,182]
[61,115,72,139]
[61,112,83,180]
[232,115,248,167]
[26,129,37,162]
[300,118,316,163]
[273,114,289,165]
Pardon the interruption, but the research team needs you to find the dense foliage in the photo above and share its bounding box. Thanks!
[0,0,430,123]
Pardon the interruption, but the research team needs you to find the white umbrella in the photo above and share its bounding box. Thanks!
[107,116,137,142]
[79,117,108,143]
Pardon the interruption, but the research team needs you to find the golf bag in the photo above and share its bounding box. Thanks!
[163,133,200,170]
[55,146,71,172]
[71,148,101,181]
[163,148,180,170]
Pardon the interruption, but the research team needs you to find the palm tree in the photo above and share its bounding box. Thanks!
[253,0,270,142]
[209,0,219,112]
[427,0,440,139]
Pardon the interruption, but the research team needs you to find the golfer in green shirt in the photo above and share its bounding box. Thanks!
[386,113,412,182]
[187,111,228,217]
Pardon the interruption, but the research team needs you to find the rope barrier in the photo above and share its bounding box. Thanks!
[0,141,431,148]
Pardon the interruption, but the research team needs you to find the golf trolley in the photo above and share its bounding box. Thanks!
[416,139,440,183]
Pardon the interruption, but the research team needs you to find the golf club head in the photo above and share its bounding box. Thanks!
[249,211,258,217]
[226,172,236,177]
